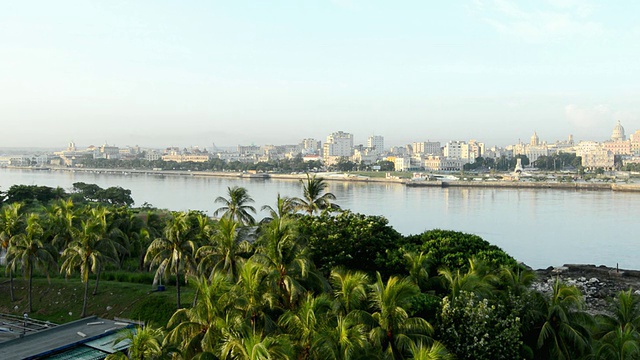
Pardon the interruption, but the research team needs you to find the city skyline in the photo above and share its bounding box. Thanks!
[2,1,640,148]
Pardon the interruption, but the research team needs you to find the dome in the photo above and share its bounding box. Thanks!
[530,131,539,146]
[611,121,626,141]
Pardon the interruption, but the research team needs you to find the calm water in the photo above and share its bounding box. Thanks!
[1,168,637,270]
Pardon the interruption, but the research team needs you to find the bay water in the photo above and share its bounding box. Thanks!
[0,168,637,270]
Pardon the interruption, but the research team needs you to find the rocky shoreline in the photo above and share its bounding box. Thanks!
[534,264,640,313]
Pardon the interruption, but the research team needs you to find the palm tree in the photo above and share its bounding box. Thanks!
[536,279,593,359]
[498,265,537,297]
[438,257,497,301]
[165,274,237,358]
[145,211,197,309]
[408,342,453,360]
[278,293,333,358]
[108,207,143,268]
[261,194,297,222]
[329,268,370,315]
[252,217,321,309]
[214,186,257,225]
[219,328,294,360]
[0,203,24,302]
[105,326,165,360]
[295,173,340,215]
[5,213,57,312]
[594,289,640,359]
[595,325,640,360]
[234,259,277,333]
[313,312,371,360]
[87,206,126,295]
[44,198,79,252]
[60,215,120,318]
[369,272,433,359]
[196,217,250,281]
[403,251,432,291]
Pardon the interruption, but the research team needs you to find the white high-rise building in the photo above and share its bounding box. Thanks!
[444,141,467,159]
[367,135,384,153]
[323,131,354,165]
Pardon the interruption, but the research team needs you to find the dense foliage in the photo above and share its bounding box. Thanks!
[297,211,403,276]
[1,178,639,360]
[463,155,530,172]
[533,152,582,171]
[393,229,518,278]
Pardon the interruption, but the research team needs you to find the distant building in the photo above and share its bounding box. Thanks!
[237,145,262,156]
[582,146,615,170]
[392,156,411,171]
[423,155,464,172]
[412,141,441,155]
[443,141,466,159]
[161,148,213,163]
[602,121,631,156]
[611,120,626,141]
[352,148,378,165]
[301,138,321,154]
[323,131,353,166]
[94,143,120,160]
[145,151,162,161]
[367,135,384,153]
[512,132,549,164]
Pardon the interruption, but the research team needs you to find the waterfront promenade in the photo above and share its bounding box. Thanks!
[11,166,640,193]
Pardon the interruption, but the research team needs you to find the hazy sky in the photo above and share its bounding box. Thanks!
[2,0,640,149]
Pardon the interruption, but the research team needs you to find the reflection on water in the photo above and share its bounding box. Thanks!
[0,168,638,270]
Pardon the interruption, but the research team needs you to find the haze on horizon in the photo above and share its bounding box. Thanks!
[2,0,639,149]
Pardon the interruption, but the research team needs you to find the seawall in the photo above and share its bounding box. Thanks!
[5,166,640,192]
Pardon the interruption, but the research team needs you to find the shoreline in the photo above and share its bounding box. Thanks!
[534,264,640,312]
[4,166,640,192]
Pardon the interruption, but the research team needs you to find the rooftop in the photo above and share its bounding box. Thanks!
[0,316,133,360]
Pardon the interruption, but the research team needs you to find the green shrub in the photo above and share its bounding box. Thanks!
[392,229,517,277]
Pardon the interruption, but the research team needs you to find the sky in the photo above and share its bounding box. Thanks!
[2,0,640,149]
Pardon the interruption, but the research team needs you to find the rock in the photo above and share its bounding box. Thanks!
[106,306,112,311]
[535,264,640,315]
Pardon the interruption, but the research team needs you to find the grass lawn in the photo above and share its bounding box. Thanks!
[0,276,192,326]
[351,171,411,179]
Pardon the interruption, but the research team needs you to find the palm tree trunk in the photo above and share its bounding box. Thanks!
[175,259,181,309]
[81,279,89,318]
[28,263,33,313]
[192,289,199,307]
[138,251,146,271]
[9,269,14,302]
[92,265,101,295]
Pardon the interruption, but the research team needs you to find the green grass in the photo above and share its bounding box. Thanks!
[0,276,192,326]
[351,171,412,179]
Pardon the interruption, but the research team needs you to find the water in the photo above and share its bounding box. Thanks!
[0,168,637,270]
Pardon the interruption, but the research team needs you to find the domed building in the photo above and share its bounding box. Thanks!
[611,120,626,141]
[530,131,539,146]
